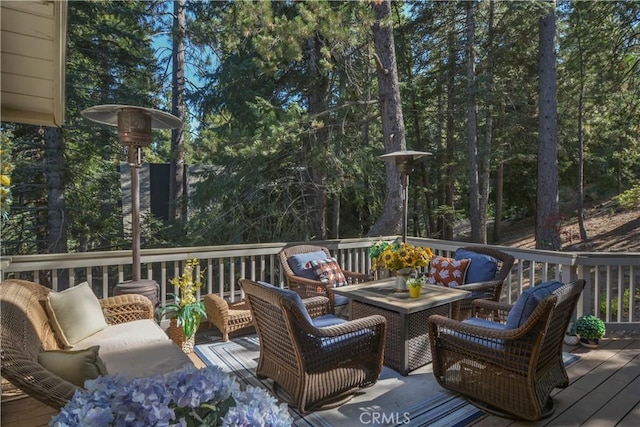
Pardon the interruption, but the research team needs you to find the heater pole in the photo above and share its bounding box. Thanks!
[129,147,141,282]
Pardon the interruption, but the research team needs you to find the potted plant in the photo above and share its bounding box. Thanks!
[159,258,207,353]
[576,314,606,348]
[407,276,426,298]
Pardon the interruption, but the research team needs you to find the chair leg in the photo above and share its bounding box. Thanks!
[222,332,229,342]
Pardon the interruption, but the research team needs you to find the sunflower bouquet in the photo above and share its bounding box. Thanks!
[376,242,434,271]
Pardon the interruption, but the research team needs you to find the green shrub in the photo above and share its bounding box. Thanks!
[576,314,606,340]
[616,184,640,210]
[600,288,632,319]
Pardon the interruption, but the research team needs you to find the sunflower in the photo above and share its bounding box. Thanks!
[375,243,433,271]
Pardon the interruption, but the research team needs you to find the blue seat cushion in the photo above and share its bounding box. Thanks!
[463,317,507,330]
[287,250,327,279]
[257,281,313,324]
[450,317,506,349]
[454,248,498,284]
[312,314,347,328]
[317,327,373,351]
[505,281,564,329]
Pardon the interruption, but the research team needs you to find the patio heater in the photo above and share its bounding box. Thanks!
[378,150,431,243]
[81,105,182,306]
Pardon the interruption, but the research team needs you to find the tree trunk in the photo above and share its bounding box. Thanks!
[45,127,67,254]
[479,0,496,244]
[45,126,68,289]
[443,5,457,241]
[368,0,405,237]
[465,1,481,243]
[306,31,330,240]
[170,0,186,221]
[536,3,562,251]
[493,160,504,243]
[576,8,588,241]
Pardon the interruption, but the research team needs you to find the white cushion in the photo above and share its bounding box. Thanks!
[99,339,193,380]
[46,282,108,347]
[73,319,169,352]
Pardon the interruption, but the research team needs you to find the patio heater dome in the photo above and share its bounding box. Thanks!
[81,105,181,306]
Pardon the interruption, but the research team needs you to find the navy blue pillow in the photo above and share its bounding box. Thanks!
[454,249,498,284]
[257,281,313,324]
[287,250,327,279]
[505,281,564,329]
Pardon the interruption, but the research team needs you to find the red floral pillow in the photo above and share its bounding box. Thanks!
[311,258,348,288]
[427,256,471,287]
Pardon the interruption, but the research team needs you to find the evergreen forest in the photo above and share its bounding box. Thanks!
[1,0,639,256]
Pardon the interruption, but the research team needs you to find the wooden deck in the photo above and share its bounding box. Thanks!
[2,338,638,427]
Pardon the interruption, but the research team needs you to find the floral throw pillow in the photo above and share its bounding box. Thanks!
[427,256,471,287]
[311,258,348,288]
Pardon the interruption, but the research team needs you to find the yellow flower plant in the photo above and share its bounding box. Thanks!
[159,259,206,339]
[377,243,434,271]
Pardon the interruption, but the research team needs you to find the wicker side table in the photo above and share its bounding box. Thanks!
[332,279,470,376]
[352,300,448,374]
[203,294,253,341]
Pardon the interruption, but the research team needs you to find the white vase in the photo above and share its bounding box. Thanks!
[394,268,414,292]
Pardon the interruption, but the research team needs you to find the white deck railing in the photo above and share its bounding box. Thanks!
[1,236,638,331]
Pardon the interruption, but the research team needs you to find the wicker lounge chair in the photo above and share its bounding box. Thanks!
[450,246,515,320]
[278,244,371,313]
[238,278,386,413]
[203,293,253,341]
[0,279,158,409]
[428,279,586,421]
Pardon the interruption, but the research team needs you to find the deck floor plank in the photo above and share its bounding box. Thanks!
[581,372,640,427]
[617,402,640,427]
[2,338,639,427]
[547,346,639,427]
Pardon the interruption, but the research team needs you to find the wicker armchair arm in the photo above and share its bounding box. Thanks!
[429,297,556,357]
[428,314,539,373]
[302,296,331,318]
[1,348,79,410]
[289,271,371,289]
[204,294,230,323]
[471,299,513,322]
[304,314,387,338]
[343,270,373,283]
[457,279,502,298]
[428,314,524,341]
[100,294,153,324]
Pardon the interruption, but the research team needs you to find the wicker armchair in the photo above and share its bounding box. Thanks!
[238,278,386,413]
[203,293,253,341]
[0,279,154,409]
[451,246,515,320]
[428,279,586,421]
[278,244,371,313]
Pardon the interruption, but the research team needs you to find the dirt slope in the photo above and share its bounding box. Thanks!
[496,203,639,252]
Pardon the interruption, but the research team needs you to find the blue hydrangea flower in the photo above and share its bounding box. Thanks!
[49,366,292,427]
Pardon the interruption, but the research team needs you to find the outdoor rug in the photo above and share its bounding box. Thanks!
[195,336,580,427]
